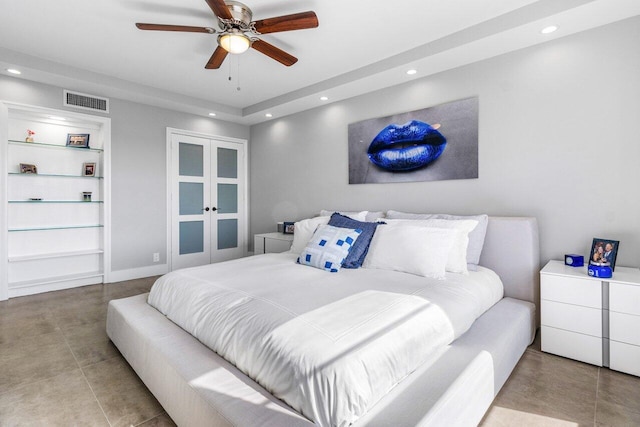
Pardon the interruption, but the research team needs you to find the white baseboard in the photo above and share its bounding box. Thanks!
[107,264,168,283]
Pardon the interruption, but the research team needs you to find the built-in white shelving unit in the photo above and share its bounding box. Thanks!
[0,102,111,300]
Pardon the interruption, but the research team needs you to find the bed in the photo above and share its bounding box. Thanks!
[107,216,539,426]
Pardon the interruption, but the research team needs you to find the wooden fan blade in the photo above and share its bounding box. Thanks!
[253,11,318,34]
[205,46,228,69]
[136,23,215,33]
[251,39,297,66]
[204,0,232,20]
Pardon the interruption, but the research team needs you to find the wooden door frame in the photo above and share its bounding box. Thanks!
[166,128,248,272]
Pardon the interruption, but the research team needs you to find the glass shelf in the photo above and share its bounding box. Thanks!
[8,172,103,179]
[8,139,103,152]
[9,249,104,262]
[8,225,103,232]
[9,200,104,204]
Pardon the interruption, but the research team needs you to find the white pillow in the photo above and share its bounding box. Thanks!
[289,216,330,254]
[362,224,456,279]
[386,211,488,270]
[319,210,368,222]
[382,219,478,274]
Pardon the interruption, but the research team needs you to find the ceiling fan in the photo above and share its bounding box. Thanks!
[136,0,318,69]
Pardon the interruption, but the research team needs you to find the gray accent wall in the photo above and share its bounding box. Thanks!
[0,75,249,273]
[249,17,640,267]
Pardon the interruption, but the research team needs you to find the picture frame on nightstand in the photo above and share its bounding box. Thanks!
[590,238,619,270]
[283,222,295,234]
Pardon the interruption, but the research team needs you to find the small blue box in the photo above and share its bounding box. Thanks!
[564,254,584,267]
[588,264,612,278]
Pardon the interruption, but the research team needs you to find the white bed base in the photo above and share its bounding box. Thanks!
[107,217,539,426]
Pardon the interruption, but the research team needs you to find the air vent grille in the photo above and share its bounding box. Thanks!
[63,90,109,113]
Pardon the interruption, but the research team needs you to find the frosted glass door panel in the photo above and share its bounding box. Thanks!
[179,221,204,255]
[217,148,237,178]
[218,219,238,250]
[179,143,203,177]
[217,184,237,214]
[179,183,204,215]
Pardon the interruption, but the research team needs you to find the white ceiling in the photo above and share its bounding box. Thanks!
[1,0,638,125]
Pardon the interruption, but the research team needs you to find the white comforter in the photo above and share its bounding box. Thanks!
[148,253,503,427]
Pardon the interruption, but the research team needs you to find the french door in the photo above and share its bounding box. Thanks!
[170,131,246,270]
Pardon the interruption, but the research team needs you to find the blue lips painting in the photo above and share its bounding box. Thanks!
[367,120,446,172]
[348,97,478,184]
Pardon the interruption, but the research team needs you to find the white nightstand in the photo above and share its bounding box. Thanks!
[541,260,640,376]
[254,232,293,254]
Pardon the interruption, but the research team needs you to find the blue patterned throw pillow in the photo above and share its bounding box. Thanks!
[297,224,362,272]
[328,212,382,269]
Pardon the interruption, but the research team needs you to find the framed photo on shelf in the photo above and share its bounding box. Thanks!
[66,133,90,148]
[283,222,295,234]
[590,238,619,270]
[83,162,96,177]
[20,163,38,174]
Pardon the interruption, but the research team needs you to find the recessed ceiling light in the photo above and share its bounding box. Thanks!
[265,113,273,118]
[320,96,328,101]
[541,25,558,34]
[6,68,21,75]
[48,115,66,121]
[208,113,216,117]
[406,69,417,75]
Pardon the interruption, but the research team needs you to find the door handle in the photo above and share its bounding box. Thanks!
[211,207,218,212]
[203,207,210,212]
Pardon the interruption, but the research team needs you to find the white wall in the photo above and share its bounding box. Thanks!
[249,17,640,268]
[0,76,250,276]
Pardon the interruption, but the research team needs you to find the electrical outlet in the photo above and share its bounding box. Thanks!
[153,253,160,263]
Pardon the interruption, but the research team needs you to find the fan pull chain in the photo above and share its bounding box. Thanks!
[236,58,241,91]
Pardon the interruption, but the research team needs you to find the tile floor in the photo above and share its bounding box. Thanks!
[1,278,640,426]
[0,277,174,427]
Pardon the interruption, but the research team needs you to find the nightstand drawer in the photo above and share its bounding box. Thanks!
[541,274,601,308]
[610,311,640,346]
[541,300,602,337]
[254,233,293,254]
[265,238,292,253]
[541,326,602,366]
[610,341,640,377]
[610,282,640,316]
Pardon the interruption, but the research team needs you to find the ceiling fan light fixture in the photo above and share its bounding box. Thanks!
[219,33,251,54]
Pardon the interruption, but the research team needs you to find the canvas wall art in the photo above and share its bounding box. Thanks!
[348,97,479,184]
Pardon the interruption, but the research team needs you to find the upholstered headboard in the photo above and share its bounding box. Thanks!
[479,217,540,311]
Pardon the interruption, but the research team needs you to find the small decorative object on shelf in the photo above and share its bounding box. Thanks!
[29,198,43,201]
[283,221,295,234]
[83,162,96,177]
[589,237,619,270]
[20,163,37,174]
[66,133,90,148]
[25,129,35,142]
[564,254,584,267]
[82,192,92,202]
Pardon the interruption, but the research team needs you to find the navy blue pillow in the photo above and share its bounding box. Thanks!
[328,212,381,268]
